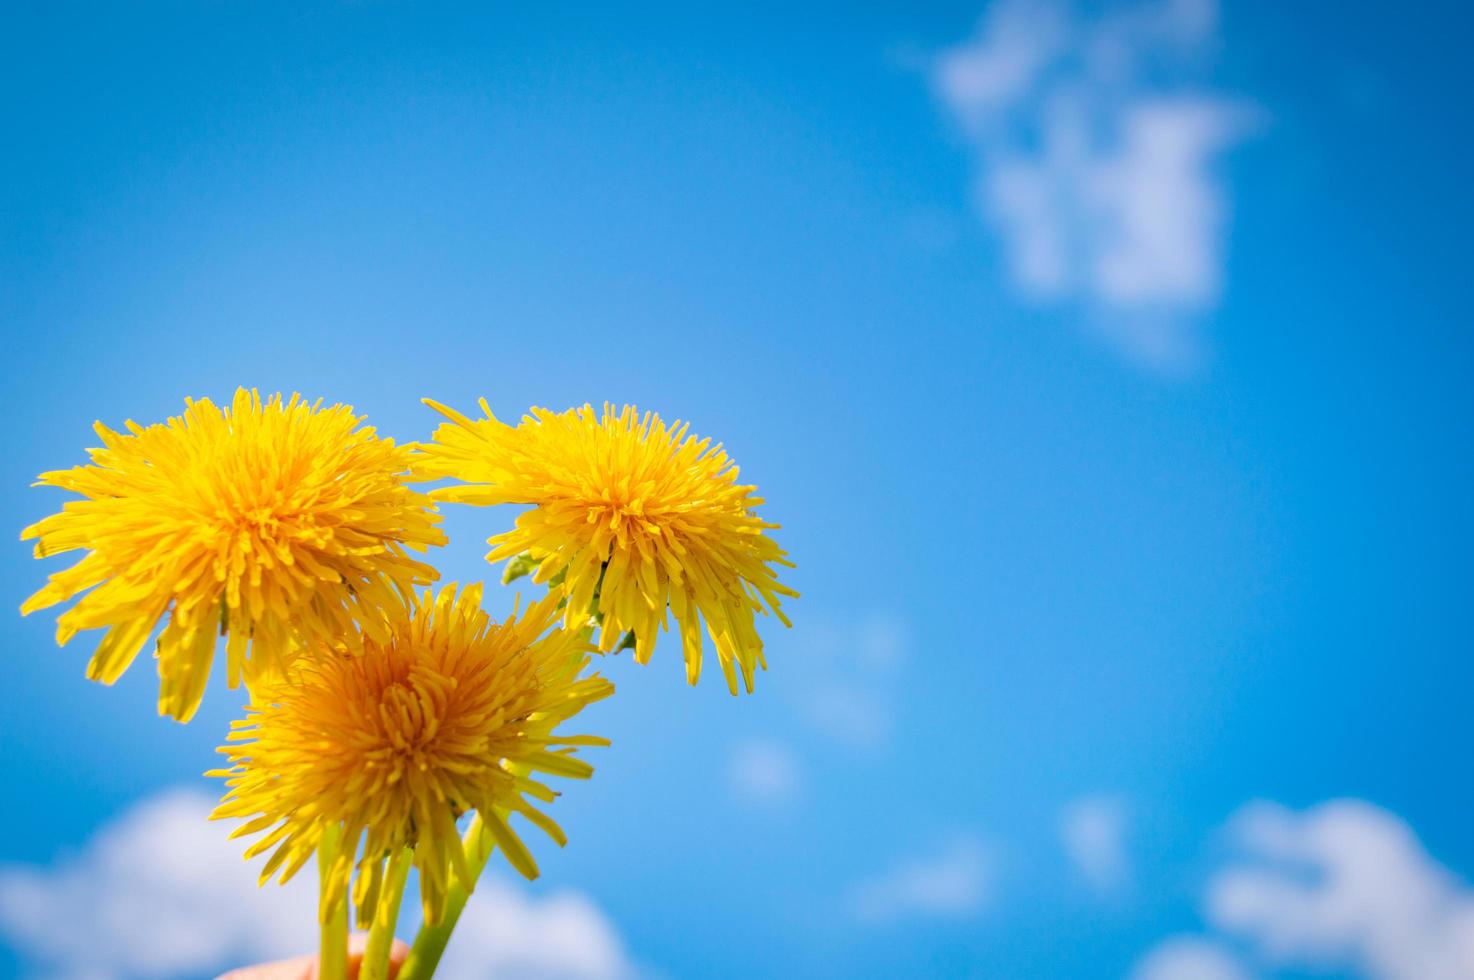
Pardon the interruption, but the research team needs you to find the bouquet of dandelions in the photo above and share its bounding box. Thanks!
[21,389,796,980]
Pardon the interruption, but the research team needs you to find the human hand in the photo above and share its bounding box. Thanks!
[216,934,409,980]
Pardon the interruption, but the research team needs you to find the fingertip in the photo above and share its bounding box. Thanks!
[387,939,411,978]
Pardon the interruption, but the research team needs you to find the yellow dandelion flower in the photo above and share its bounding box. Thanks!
[20,388,446,721]
[416,399,797,693]
[209,583,612,926]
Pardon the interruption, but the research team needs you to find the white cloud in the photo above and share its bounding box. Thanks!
[727,739,802,806]
[854,614,908,671]
[1131,799,1474,980]
[1060,795,1130,894]
[806,685,893,749]
[438,879,636,980]
[1206,800,1474,980]
[0,788,639,980]
[795,615,908,749]
[930,0,1255,371]
[846,835,992,924]
[1129,936,1255,980]
[0,789,316,980]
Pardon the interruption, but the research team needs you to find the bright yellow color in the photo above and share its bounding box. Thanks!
[417,399,797,693]
[20,389,445,721]
[210,583,612,926]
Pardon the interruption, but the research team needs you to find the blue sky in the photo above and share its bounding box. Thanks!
[1,2,1471,978]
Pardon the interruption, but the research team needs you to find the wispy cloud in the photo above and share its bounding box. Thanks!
[0,789,638,980]
[0,790,315,980]
[794,614,908,750]
[438,879,637,980]
[1207,800,1474,980]
[846,835,992,924]
[1132,799,1474,980]
[806,685,894,748]
[727,738,803,806]
[1059,795,1131,895]
[1129,937,1254,980]
[930,0,1255,372]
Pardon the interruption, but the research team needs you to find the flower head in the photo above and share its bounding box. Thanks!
[416,399,796,693]
[20,389,445,720]
[210,583,611,924]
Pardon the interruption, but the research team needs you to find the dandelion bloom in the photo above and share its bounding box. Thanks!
[210,584,612,924]
[416,399,796,694]
[20,389,445,721]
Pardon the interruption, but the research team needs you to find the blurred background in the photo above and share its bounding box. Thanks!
[2,2,1471,978]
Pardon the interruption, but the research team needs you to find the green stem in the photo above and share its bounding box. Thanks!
[398,817,494,980]
[361,848,413,980]
[318,825,349,980]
